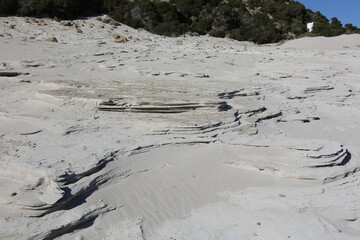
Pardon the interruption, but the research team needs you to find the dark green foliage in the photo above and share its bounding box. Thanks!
[153,21,187,36]
[312,17,346,37]
[15,0,103,19]
[0,0,357,44]
[171,0,206,20]
[191,19,212,35]
[0,0,19,15]
[230,14,282,44]
[208,29,226,38]
[329,17,346,36]
[345,23,360,34]
[104,0,135,26]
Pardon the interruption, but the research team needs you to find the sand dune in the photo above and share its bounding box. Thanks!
[1,16,360,239]
[281,34,360,49]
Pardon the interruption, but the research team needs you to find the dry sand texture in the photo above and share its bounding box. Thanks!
[1,16,360,239]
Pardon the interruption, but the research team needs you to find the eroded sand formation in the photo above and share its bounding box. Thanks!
[1,16,360,239]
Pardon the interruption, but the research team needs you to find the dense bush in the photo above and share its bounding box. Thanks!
[312,17,346,37]
[0,0,19,15]
[153,21,187,36]
[208,29,226,38]
[345,24,360,34]
[1,0,358,43]
[14,0,103,18]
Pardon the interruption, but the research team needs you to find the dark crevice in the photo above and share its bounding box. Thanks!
[310,150,351,168]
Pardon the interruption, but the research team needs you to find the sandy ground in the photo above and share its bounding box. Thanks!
[1,16,360,239]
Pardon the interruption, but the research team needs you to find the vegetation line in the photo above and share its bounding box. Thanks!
[1,0,359,43]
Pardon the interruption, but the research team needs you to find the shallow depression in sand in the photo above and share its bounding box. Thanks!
[84,144,317,228]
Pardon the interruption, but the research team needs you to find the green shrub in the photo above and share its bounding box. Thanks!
[0,0,19,15]
[191,20,212,35]
[153,21,187,36]
[209,29,226,38]
[17,0,103,19]
[312,17,345,37]
[0,0,354,44]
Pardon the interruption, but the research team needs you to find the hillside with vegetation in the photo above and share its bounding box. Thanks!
[1,0,359,43]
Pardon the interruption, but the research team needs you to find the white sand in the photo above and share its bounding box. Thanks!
[1,16,360,239]
[281,34,360,49]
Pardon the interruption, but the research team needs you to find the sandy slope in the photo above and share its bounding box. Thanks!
[1,16,360,239]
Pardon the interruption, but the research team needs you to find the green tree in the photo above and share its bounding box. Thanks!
[0,0,19,15]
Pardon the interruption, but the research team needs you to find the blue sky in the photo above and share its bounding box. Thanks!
[296,0,360,27]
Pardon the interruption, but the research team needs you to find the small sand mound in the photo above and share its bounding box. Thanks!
[281,34,360,50]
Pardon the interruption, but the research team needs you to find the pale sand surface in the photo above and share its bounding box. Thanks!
[1,16,360,239]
